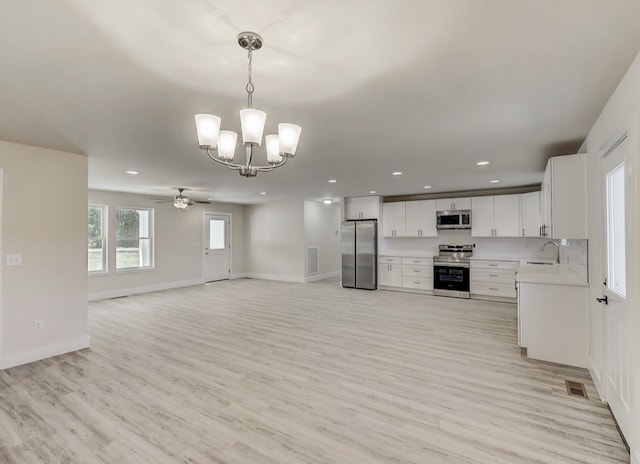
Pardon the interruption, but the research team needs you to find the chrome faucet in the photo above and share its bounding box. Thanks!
[540,240,560,263]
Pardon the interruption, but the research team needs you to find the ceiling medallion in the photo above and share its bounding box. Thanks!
[194,32,302,177]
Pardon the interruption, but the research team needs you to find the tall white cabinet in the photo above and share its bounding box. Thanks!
[540,154,587,239]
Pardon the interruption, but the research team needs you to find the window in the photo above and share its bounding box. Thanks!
[116,207,153,270]
[88,205,107,273]
[606,162,626,297]
[209,219,226,250]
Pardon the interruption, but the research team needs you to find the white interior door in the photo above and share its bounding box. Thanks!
[600,132,635,450]
[204,213,230,283]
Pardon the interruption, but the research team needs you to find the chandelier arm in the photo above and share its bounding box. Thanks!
[245,144,253,167]
[254,156,288,172]
[205,148,243,170]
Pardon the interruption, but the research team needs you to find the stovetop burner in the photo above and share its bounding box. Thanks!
[434,244,474,263]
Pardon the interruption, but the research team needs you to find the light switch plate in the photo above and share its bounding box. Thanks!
[6,254,22,266]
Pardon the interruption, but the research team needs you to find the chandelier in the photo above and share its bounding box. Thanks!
[194,32,302,177]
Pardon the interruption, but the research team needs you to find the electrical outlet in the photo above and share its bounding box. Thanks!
[34,319,44,331]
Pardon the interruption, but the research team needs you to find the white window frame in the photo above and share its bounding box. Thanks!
[115,207,154,271]
[88,204,107,274]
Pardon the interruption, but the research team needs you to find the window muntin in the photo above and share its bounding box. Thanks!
[115,207,153,270]
[88,205,107,273]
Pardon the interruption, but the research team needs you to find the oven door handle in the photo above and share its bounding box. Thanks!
[434,262,470,268]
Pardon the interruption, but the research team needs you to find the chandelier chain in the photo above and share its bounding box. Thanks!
[246,48,254,108]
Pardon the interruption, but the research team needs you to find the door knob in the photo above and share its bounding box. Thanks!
[596,295,608,305]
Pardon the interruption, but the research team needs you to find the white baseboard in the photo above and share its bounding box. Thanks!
[88,278,203,301]
[230,273,247,280]
[0,335,90,370]
[305,271,340,283]
[243,271,340,284]
[588,357,605,402]
[244,273,306,283]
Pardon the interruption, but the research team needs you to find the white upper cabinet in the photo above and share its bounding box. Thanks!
[382,202,406,237]
[404,200,437,237]
[436,197,470,211]
[494,195,520,236]
[540,154,587,239]
[519,191,541,237]
[345,197,379,220]
[471,196,494,237]
[471,195,519,237]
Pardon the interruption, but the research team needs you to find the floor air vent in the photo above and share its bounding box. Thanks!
[565,380,588,399]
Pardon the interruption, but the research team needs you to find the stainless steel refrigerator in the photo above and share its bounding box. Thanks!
[341,220,377,290]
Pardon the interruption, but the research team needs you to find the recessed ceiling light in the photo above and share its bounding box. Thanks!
[125,170,139,175]
[392,171,402,176]
[424,185,432,189]
[490,179,500,184]
[476,161,490,166]
[369,190,377,194]
[322,199,333,205]
[328,179,337,183]
[259,191,267,195]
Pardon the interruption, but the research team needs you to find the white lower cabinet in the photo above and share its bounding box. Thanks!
[378,256,434,292]
[401,257,433,291]
[517,282,587,368]
[470,259,518,301]
[378,256,402,287]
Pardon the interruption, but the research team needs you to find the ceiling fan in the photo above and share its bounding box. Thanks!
[153,188,210,210]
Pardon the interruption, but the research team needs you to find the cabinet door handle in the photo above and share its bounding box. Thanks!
[489,264,498,267]
[522,228,525,236]
[489,274,498,277]
[489,287,498,291]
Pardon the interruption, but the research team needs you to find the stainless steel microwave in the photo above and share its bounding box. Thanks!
[436,210,471,230]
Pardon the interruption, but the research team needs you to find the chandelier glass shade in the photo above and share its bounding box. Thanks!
[195,32,301,177]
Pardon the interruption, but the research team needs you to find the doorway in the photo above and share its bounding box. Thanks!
[600,129,636,452]
[203,213,231,283]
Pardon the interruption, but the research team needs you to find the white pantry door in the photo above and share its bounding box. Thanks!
[203,213,230,282]
[600,130,635,452]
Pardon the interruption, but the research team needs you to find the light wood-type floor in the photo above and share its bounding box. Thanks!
[0,278,629,463]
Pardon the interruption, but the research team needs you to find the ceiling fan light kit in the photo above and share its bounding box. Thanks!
[194,32,302,178]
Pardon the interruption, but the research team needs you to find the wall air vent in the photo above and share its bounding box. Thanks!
[307,247,318,274]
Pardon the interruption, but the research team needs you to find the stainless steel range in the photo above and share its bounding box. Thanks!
[433,244,473,299]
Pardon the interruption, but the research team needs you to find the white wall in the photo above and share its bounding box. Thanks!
[581,50,640,462]
[304,201,341,280]
[88,190,246,300]
[245,200,306,282]
[0,141,89,369]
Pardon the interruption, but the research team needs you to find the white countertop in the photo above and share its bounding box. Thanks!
[516,263,588,287]
[379,252,435,258]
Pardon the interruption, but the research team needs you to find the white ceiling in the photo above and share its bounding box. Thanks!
[1,0,640,204]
